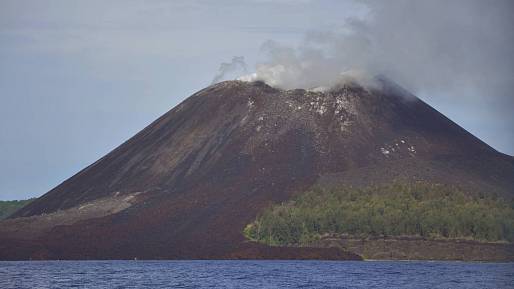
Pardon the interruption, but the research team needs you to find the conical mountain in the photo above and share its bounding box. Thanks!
[1,79,513,260]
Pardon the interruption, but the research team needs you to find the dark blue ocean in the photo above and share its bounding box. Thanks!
[1,260,513,289]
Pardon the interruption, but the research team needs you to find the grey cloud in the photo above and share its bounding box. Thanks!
[212,56,248,84]
[247,0,514,100]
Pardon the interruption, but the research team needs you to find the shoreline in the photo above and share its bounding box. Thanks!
[311,236,514,262]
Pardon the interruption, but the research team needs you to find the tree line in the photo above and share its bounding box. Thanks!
[0,199,34,219]
[244,182,514,246]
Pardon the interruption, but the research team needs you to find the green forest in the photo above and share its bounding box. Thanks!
[244,182,514,246]
[0,199,34,219]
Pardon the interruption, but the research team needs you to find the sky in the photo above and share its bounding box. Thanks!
[0,0,513,200]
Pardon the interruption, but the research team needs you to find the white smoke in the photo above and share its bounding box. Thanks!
[212,56,248,84]
[237,0,514,98]
[238,33,379,89]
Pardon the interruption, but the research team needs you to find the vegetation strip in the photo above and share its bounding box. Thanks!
[0,199,35,220]
[244,182,514,246]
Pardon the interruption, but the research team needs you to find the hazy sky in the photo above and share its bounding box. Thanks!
[0,0,513,200]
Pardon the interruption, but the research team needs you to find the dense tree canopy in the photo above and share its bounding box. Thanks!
[244,182,514,246]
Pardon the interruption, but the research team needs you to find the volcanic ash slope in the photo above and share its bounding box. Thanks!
[1,80,513,260]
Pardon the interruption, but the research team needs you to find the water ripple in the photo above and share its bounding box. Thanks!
[0,260,513,289]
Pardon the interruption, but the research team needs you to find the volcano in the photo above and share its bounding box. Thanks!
[1,79,513,260]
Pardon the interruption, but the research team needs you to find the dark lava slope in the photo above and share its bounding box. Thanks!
[1,80,513,260]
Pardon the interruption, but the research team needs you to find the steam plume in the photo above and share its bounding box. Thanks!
[212,56,248,84]
[239,0,514,100]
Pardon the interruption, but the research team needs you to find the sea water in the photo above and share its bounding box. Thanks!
[1,260,513,288]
